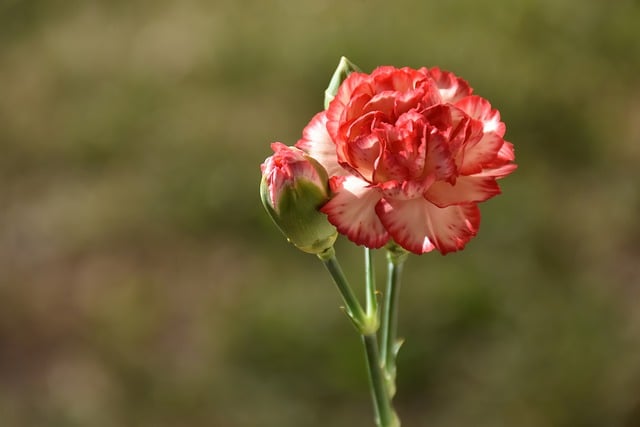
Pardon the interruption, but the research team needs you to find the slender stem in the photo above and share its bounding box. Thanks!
[317,247,400,426]
[380,246,408,394]
[364,247,378,319]
[318,247,367,329]
[363,334,401,427]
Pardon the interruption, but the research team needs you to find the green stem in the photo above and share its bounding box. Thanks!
[318,247,367,329]
[365,247,378,319]
[380,246,408,395]
[317,247,400,427]
[363,334,401,427]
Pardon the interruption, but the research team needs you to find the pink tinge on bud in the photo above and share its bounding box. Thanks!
[261,142,327,212]
[260,142,337,254]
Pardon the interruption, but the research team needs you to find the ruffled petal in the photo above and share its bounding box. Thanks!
[497,140,516,162]
[427,67,473,104]
[477,163,518,179]
[321,175,389,248]
[373,113,426,182]
[455,95,505,136]
[424,126,457,182]
[424,175,501,208]
[363,91,396,119]
[476,141,517,178]
[458,131,505,175]
[295,112,344,177]
[376,198,480,254]
[341,132,380,182]
[371,66,423,92]
[326,72,371,141]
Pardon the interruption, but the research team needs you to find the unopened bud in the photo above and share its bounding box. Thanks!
[260,143,337,254]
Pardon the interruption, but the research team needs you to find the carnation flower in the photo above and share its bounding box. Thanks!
[295,66,516,254]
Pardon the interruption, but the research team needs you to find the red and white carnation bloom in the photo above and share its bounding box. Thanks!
[295,66,516,254]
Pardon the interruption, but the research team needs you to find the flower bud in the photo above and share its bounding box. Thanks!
[260,142,338,254]
[324,56,361,109]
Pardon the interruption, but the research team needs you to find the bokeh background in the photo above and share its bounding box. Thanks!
[1,0,640,426]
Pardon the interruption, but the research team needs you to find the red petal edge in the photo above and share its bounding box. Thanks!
[425,175,501,208]
[321,175,389,248]
[376,198,480,254]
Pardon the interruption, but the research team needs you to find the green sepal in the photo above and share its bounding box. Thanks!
[339,305,365,333]
[393,338,404,359]
[324,56,361,109]
[260,170,337,255]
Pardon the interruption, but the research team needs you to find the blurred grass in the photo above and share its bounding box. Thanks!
[1,0,640,426]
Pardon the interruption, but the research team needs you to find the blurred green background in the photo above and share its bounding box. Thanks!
[1,0,640,426]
